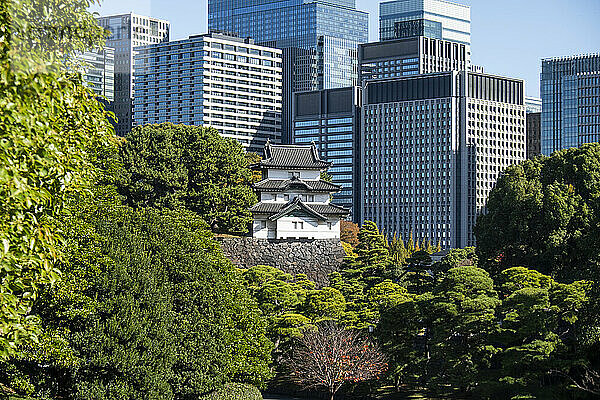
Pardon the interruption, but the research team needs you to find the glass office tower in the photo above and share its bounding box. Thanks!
[208,0,368,143]
[293,87,361,220]
[541,54,600,155]
[379,0,470,45]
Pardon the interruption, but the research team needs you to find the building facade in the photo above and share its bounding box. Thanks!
[96,13,170,136]
[361,71,525,249]
[541,54,600,155]
[250,142,349,239]
[526,112,541,159]
[133,33,283,153]
[77,47,115,102]
[359,36,471,82]
[525,96,542,113]
[208,0,368,143]
[293,87,361,220]
[379,0,470,45]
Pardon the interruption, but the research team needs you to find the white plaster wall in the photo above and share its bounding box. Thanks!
[274,217,340,239]
[267,169,321,180]
[261,192,331,203]
[253,217,277,239]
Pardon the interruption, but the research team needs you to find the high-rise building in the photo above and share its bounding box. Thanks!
[525,97,542,159]
[208,0,368,143]
[96,13,170,136]
[361,71,525,249]
[541,54,600,155]
[379,0,470,45]
[293,87,361,220]
[526,112,541,159]
[359,36,471,82]
[525,96,542,113]
[133,33,282,153]
[77,47,115,102]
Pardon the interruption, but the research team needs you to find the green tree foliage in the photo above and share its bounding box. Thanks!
[0,0,116,357]
[484,267,591,399]
[475,143,600,281]
[403,250,434,295]
[388,233,408,266]
[117,123,256,234]
[424,267,501,392]
[200,383,263,400]
[240,266,313,361]
[1,197,273,398]
[431,247,478,277]
[351,221,392,284]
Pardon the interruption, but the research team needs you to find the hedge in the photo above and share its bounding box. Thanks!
[200,383,263,400]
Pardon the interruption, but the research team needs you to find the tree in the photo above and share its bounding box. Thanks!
[0,0,116,357]
[286,322,387,400]
[423,266,500,393]
[340,221,359,248]
[349,221,392,284]
[483,267,592,399]
[402,251,434,295]
[388,233,408,266]
[0,197,273,398]
[240,266,313,362]
[117,123,256,234]
[431,247,478,278]
[475,144,600,281]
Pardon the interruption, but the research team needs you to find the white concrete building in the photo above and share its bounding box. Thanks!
[251,142,349,239]
[133,32,283,153]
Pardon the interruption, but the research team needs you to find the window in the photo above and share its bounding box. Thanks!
[284,194,290,201]
[289,171,300,178]
[293,221,304,230]
[328,222,333,230]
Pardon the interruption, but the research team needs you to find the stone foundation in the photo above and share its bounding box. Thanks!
[218,237,345,286]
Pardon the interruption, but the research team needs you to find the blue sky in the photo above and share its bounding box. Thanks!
[90,0,600,97]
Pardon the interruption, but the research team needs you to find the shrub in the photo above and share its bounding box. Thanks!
[200,383,263,400]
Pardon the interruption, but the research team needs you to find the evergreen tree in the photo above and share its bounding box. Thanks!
[407,231,415,254]
[353,221,392,285]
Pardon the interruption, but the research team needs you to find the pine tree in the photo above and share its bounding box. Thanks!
[353,221,392,285]
[435,240,442,252]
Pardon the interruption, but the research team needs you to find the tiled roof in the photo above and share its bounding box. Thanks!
[250,198,349,219]
[253,177,341,192]
[256,142,331,169]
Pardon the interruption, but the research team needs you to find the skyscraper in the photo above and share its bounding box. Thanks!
[361,71,525,249]
[379,0,470,45]
[525,97,542,159]
[541,54,600,155]
[133,33,282,153]
[359,36,471,82]
[208,0,368,143]
[293,87,361,220]
[76,47,115,102]
[96,13,170,136]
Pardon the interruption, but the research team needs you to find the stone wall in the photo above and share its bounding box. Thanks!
[218,238,346,286]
